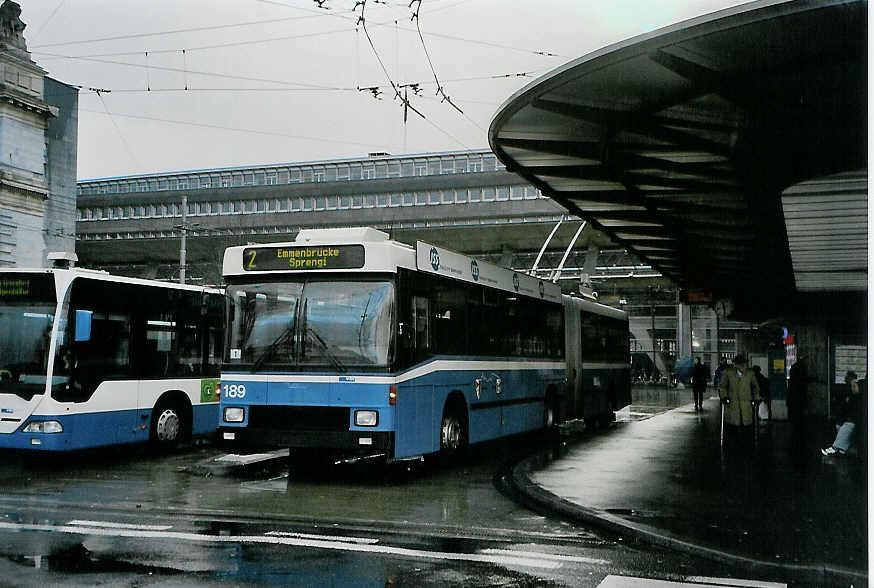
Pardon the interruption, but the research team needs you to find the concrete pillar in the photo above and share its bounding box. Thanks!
[677,303,692,359]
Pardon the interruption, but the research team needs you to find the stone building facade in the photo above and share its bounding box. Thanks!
[0,0,77,267]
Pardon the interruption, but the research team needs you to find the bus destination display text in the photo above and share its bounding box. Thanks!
[243,245,365,271]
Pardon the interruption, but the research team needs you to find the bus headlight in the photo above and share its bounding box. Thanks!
[354,410,378,427]
[223,407,245,423]
[23,420,63,434]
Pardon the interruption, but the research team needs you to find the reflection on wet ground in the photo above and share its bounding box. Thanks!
[0,387,710,586]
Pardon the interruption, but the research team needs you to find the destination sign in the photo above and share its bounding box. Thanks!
[0,274,55,302]
[242,245,365,271]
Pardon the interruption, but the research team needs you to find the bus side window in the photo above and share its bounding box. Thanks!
[412,296,430,353]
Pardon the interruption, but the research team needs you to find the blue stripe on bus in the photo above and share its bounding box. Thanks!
[221,359,566,459]
[0,403,219,452]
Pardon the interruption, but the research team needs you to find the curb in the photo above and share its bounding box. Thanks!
[507,449,868,586]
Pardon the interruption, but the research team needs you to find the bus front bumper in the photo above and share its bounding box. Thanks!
[219,427,393,453]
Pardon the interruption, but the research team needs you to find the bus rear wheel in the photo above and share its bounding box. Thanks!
[440,409,466,454]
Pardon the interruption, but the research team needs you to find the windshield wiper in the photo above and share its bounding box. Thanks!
[250,298,301,373]
[357,293,372,353]
[305,327,346,373]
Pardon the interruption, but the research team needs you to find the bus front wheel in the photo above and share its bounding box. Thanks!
[151,401,187,446]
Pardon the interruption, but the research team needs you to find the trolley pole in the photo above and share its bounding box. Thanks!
[179,195,187,284]
[175,195,199,284]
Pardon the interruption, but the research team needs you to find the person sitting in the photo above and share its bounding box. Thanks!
[822,371,865,456]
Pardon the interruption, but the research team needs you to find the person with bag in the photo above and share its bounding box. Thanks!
[719,354,761,451]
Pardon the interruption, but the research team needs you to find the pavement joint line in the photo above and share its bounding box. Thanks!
[507,446,869,586]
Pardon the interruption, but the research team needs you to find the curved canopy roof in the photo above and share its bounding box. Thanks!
[489,0,866,315]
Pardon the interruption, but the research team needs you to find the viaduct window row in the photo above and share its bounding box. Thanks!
[77,214,565,242]
[77,184,544,222]
[77,151,502,197]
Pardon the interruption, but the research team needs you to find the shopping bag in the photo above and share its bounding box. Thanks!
[758,401,769,421]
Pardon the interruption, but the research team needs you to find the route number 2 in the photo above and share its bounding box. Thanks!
[223,384,246,398]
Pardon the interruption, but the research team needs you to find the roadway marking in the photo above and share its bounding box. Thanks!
[0,521,572,570]
[265,531,380,545]
[67,520,173,531]
[598,576,786,588]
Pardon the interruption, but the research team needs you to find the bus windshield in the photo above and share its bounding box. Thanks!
[0,274,57,400]
[226,280,394,371]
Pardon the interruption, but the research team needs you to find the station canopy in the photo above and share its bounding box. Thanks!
[489,0,866,317]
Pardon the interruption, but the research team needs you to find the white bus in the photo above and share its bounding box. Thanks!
[0,267,224,451]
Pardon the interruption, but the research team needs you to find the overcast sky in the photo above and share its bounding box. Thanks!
[22,0,748,180]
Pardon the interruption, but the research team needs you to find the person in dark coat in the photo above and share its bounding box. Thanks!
[787,357,809,425]
[691,357,709,411]
[752,365,770,419]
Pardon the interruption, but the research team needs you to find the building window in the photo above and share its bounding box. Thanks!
[288,169,301,183]
[243,173,254,186]
[221,176,231,188]
[496,186,509,201]
[336,166,349,181]
[441,158,454,174]
[363,194,374,208]
[313,168,325,182]
[255,172,265,185]
[375,164,386,178]
[377,193,388,207]
[416,191,427,206]
[300,168,313,183]
[415,162,426,176]
[362,166,375,179]
[387,163,400,177]
[266,173,277,185]
[391,193,402,207]
[469,158,482,172]
[179,179,189,190]
[340,196,350,209]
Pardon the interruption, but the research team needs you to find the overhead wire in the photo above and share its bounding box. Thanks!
[31,14,323,49]
[94,91,143,171]
[77,107,389,149]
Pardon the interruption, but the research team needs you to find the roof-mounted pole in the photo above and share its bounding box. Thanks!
[531,215,565,274]
[552,221,586,283]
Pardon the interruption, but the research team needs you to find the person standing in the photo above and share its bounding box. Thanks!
[752,365,770,419]
[787,357,810,426]
[719,354,760,450]
[691,357,709,411]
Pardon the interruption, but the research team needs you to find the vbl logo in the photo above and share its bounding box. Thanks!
[429,247,440,270]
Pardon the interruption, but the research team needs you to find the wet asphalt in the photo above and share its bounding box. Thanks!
[0,387,829,587]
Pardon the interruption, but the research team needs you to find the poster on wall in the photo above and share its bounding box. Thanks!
[834,345,867,384]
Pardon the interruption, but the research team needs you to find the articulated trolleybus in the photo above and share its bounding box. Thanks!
[219,227,629,461]
[0,266,224,451]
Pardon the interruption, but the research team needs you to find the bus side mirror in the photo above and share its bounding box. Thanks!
[74,310,92,342]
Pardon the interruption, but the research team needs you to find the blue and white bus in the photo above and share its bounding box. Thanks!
[0,267,224,451]
[219,227,629,461]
